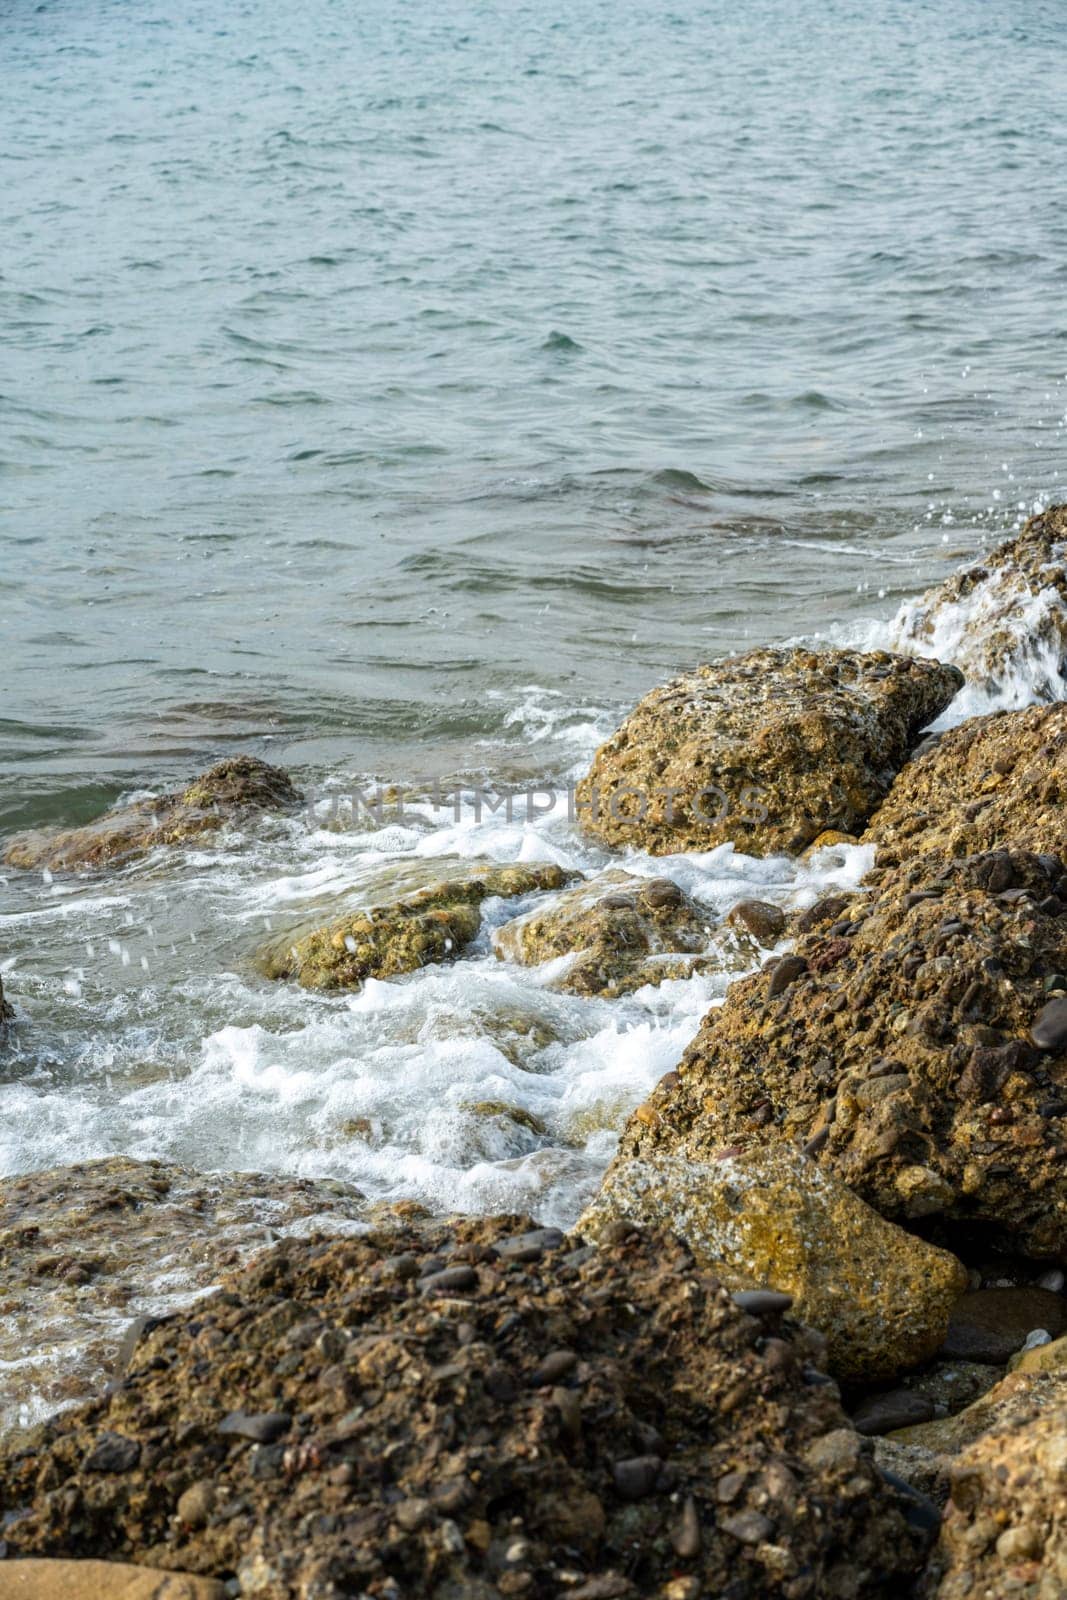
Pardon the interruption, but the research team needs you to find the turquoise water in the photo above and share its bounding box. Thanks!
[3,0,1066,825]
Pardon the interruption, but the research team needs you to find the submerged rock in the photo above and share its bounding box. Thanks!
[579,1146,967,1381]
[614,848,1067,1258]
[574,646,962,857]
[892,503,1067,699]
[491,870,744,996]
[864,703,1067,865]
[0,1217,930,1599]
[3,757,303,873]
[261,862,572,991]
[0,1158,365,1446]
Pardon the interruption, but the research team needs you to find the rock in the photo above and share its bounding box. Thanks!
[175,1480,216,1529]
[851,1390,937,1436]
[217,1410,291,1444]
[726,899,788,947]
[573,646,961,857]
[1012,1331,1067,1373]
[891,503,1067,700]
[3,756,303,872]
[0,969,12,1027]
[864,702,1067,866]
[890,1368,1067,1459]
[0,1561,227,1599]
[578,1147,967,1381]
[261,862,572,991]
[925,1392,1067,1598]
[83,1432,140,1472]
[940,1288,1067,1364]
[615,848,1067,1258]
[1032,995,1067,1051]
[492,870,728,996]
[0,1217,930,1598]
[0,1157,365,1446]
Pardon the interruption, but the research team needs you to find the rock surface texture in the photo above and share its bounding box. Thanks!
[3,757,303,873]
[578,1147,967,1381]
[261,863,572,991]
[0,1218,930,1600]
[863,703,1067,865]
[892,503,1067,700]
[574,647,962,857]
[614,847,1067,1259]
[2,1561,226,1599]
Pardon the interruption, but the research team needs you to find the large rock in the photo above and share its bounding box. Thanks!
[261,862,572,991]
[579,1147,966,1381]
[891,503,1067,699]
[864,703,1067,865]
[2,1561,226,1599]
[3,757,303,873]
[0,1159,365,1446]
[614,848,1067,1259]
[574,647,962,857]
[0,1217,931,1599]
[491,870,751,997]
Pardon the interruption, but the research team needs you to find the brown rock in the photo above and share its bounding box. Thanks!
[0,1561,226,1600]
[727,899,788,947]
[940,1287,1067,1364]
[574,646,962,857]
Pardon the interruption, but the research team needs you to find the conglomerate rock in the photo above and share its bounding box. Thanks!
[3,758,303,873]
[491,870,750,997]
[577,1146,967,1382]
[0,1218,932,1600]
[892,504,1067,700]
[574,647,962,857]
[0,1159,366,1447]
[261,863,573,992]
[864,703,1067,866]
[613,848,1067,1259]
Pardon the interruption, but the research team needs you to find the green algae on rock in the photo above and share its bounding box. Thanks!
[491,869,753,997]
[579,1146,967,1382]
[864,702,1067,866]
[0,1216,931,1599]
[574,646,962,858]
[261,862,573,991]
[893,503,1067,700]
[614,848,1067,1260]
[3,756,303,873]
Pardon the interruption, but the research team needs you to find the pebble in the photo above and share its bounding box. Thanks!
[642,878,684,908]
[940,1288,1067,1364]
[418,1265,478,1295]
[497,1227,565,1262]
[612,1455,662,1500]
[529,1349,578,1387]
[767,956,808,998]
[177,1480,217,1528]
[1031,996,1067,1052]
[850,1390,936,1436]
[731,1289,793,1317]
[728,898,787,945]
[670,1495,702,1559]
[1037,1268,1065,1293]
[720,1510,775,1545]
[84,1432,141,1472]
[217,1411,291,1444]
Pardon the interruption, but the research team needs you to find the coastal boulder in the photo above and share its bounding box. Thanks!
[3,756,303,873]
[262,862,572,991]
[864,702,1067,865]
[491,870,742,996]
[615,848,1067,1259]
[892,503,1067,699]
[0,1217,931,1599]
[575,647,962,857]
[579,1146,967,1381]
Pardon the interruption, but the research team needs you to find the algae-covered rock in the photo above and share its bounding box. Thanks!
[491,870,738,996]
[615,848,1067,1258]
[574,646,962,858]
[579,1146,967,1381]
[262,862,572,991]
[892,503,1067,699]
[864,703,1067,866]
[927,1390,1067,1599]
[0,1158,365,1446]
[3,757,303,873]
[0,1216,931,1599]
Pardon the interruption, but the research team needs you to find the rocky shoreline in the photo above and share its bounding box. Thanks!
[2,508,1066,1597]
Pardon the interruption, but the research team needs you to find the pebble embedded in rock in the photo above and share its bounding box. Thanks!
[728,899,787,946]
[497,1227,565,1261]
[177,1479,217,1528]
[850,1390,936,1436]
[941,1288,1067,1364]
[720,1510,775,1545]
[84,1432,141,1473]
[1031,996,1067,1052]
[217,1411,291,1444]
[529,1349,578,1387]
[670,1495,702,1559]
[612,1455,662,1500]
[418,1264,478,1295]
[767,956,808,998]
[731,1289,794,1316]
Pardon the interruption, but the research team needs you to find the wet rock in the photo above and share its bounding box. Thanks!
[1011,1331,1067,1373]
[864,702,1067,866]
[940,1287,1067,1364]
[579,1147,966,1381]
[890,1368,1067,1460]
[0,969,12,1028]
[0,1157,365,1446]
[573,646,961,857]
[726,899,788,947]
[850,1390,936,1436]
[492,870,722,996]
[924,1388,1067,1598]
[3,756,303,872]
[0,1217,930,1598]
[1032,995,1067,1052]
[83,1432,140,1472]
[615,848,1067,1258]
[1,1561,227,1599]
[891,503,1067,700]
[261,861,572,991]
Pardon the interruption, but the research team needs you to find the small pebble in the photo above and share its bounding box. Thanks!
[732,1289,793,1316]
[850,1390,936,1436]
[529,1349,578,1387]
[1031,997,1067,1052]
[217,1411,291,1444]
[419,1265,478,1295]
[497,1227,565,1262]
[612,1455,662,1500]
